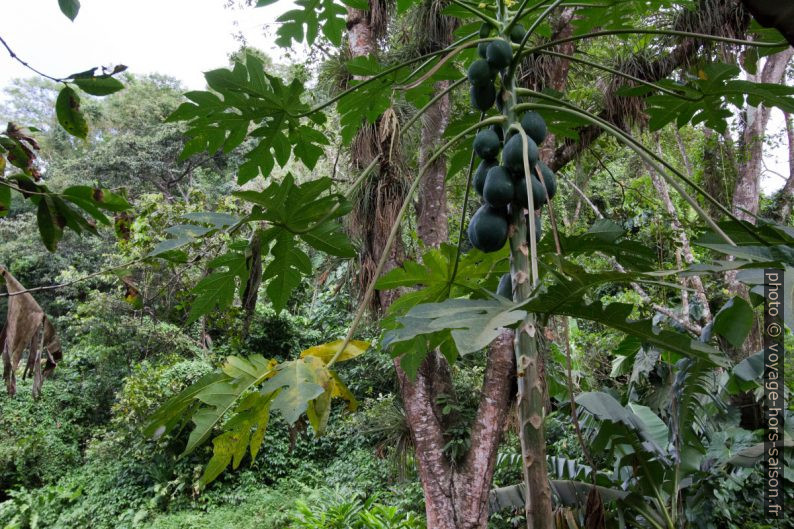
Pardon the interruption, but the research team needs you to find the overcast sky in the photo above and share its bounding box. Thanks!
[0,0,291,90]
[0,0,789,194]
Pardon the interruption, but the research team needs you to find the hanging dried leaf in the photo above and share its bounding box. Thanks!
[584,488,605,529]
[1,266,62,397]
[241,231,263,336]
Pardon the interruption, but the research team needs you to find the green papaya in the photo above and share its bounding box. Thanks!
[520,111,547,145]
[486,39,512,70]
[510,23,526,43]
[497,273,513,299]
[468,204,509,253]
[479,22,492,38]
[515,176,547,208]
[473,129,501,160]
[483,166,514,208]
[535,161,556,199]
[467,59,493,86]
[477,42,489,59]
[470,83,496,112]
[473,159,496,196]
[503,133,538,173]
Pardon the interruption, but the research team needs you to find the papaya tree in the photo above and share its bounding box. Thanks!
[2,1,792,528]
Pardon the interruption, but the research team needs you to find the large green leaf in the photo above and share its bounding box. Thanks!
[259,357,326,424]
[630,63,794,132]
[167,53,327,184]
[489,481,628,513]
[186,249,249,324]
[263,231,312,313]
[383,298,526,356]
[275,0,348,47]
[576,392,669,457]
[712,296,755,348]
[183,355,275,456]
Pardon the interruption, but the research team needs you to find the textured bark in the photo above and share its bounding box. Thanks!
[396,331,516,529]
[774,113,794,221]
[732,48,793,222]
[417,80,451,248]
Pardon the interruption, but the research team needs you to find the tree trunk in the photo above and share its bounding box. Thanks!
[732,48,793,222]
[417,80,451,248]
[773,112,794,221]
[396,331,515,529]
[348,5,518,526]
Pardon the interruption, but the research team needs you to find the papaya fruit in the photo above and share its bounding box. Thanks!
[479,22,492,38]
[520,111,547,145]
[468,204,509,253]
[473,159,496,196]
[467,59,493,86]
[510,23,526,43]
[515,176,547,208]
[473,129,501,160]
[486,39,512,70]
[477,42,489,59]
[483,166,514,208]
[535,161,556,199]
[470,83,496,112]
[497,273,513,299]
[503,133,538,173]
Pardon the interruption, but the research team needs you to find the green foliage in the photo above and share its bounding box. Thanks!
[167,53,328,185]
[291,492,425,529]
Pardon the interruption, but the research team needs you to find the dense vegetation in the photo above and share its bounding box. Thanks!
[1,0,793,528]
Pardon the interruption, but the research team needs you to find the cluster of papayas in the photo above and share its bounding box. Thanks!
[468,110,556,255]
[468,24,517,112]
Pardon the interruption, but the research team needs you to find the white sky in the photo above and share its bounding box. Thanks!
[0,0,291,90]
[0,1,789,194]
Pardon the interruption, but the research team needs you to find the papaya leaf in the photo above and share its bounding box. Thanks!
[259,357,326,425]
[263,231,312,313]
[383,298,526,356]
[55,86,88,139]
[186,250,249,324]
[201,429,248,485]
[299,339,371,364]
[275,0,347,47]
[167,53,326,184]
[643,63,794,132]
[143,372,226,440]
[182,355,275,456]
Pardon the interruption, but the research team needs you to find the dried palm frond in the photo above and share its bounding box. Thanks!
[1,266,62,397]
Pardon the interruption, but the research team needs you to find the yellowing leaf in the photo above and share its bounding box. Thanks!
[299,339,370,364]
[329,370,358,412]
